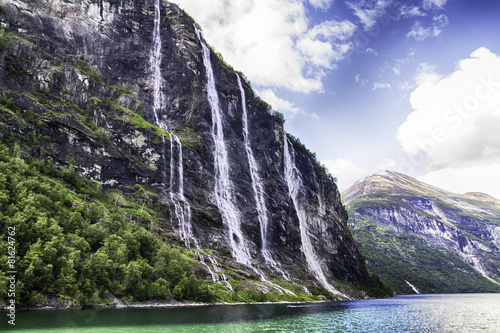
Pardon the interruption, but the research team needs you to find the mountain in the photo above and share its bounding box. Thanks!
[0,0,388,307]
[344,170,500,294]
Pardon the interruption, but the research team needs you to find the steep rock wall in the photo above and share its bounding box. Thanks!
[345,171,500,293]
[0,0,379,297]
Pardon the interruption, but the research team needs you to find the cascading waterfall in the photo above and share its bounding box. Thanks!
[195,27,253,266]
[149,1,221,283]
[150,0,165,132]
[169,136,228,286]
[283,133,345,296]
[237,74,290,281]
[169,134,192,246]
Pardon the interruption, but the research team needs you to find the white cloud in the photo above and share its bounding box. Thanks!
[423,0,448,10]
[406,21,432,41]
[378,158,397,170]
[392,49,415,77]
[432,14,449,37]
[397,47,500,170]
[407,14,448,41]
[372,82,391,90]
[415,63,442,85]
[297,20,356,68]
[418,163,500,199]
[322,158,371,192]
[256,89,303,118]
[397,80,413,91]
[398,5,426,18]
[392,64,401,75]
[433,13,449,27]
[309,0,334,11]
[346,0,392,31]
[354,74,368,84]
[172,0,355,93]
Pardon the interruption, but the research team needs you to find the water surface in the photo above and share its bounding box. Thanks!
[3,294,500,332]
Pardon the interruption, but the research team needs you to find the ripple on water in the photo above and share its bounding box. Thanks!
[5,294,500,333]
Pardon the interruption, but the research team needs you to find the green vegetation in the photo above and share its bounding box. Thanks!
[0,145,214,306]
[0,145,356,307]
[349,211,500,294]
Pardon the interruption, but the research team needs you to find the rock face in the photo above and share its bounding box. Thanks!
[344,171,500,294]
[0,0,380,297]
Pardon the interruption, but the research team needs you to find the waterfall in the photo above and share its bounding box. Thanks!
[149,2,222,284]
[150,0,165,132]
[237,74,290,281]
[283,133,345,296]
[169,133,192,246]
[195,28,252,266]
[169,136,226,285]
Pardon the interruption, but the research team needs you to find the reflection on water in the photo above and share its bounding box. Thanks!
[3,294,500,332]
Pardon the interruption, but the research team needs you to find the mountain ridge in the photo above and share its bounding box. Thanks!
[344,170,500,294]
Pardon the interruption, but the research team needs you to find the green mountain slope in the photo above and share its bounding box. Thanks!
[344,171,500,294]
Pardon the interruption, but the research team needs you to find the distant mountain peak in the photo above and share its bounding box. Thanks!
[343,170,499,205]
[342,170,450,204]
[464,192,497,201]
[344,170,500,294]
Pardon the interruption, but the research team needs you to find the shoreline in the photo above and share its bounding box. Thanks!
[0,299,347,312]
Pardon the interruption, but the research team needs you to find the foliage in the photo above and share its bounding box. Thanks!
[0,145,215,306]
[349,211,500,294]
[270,110,285,123]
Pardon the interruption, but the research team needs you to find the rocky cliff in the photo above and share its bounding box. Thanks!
[0,0,385,304]
[344,171,500,294]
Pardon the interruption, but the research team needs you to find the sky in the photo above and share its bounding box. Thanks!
[171,0,500,199]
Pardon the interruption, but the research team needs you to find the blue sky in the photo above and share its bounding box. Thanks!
[171,0,500,198]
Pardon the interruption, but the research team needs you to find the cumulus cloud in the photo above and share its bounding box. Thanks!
[172,0,355,93]
[297,20,356,68]
[255,89,303,118]
[415,63,442,85]
[418,163,500,199]
[397,47,500,170]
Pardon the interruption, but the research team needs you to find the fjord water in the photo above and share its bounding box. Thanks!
[7,294,499,332]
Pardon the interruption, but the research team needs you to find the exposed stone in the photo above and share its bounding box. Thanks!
[0,0,381,297]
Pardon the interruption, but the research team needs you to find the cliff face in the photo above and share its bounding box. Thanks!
[0,0,380,300]
[344,171,500,294]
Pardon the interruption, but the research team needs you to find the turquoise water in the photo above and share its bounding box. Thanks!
[2,294,500,332]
